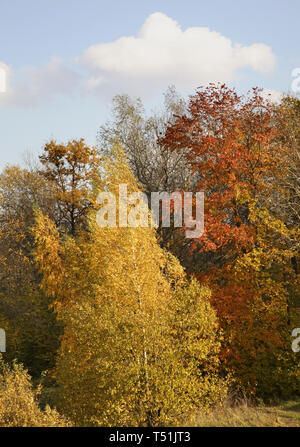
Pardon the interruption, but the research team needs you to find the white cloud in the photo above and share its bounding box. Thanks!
[79,12,276,97]
[261,88,283,104]
[0,58,80,107]
[0,12,277,106]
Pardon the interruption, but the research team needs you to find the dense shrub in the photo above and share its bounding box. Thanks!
[0,357,70,427]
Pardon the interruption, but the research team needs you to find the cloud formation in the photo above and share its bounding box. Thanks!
[0,58,80,107]
[261,88,283,104]
[0,12,277,106]
[79,12,276,97]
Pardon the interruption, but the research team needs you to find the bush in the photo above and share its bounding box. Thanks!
[0,291,62,378]
[0,357,70,427]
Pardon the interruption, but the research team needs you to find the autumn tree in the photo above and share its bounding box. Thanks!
[33,146,227,426]
[39,139,102,235]
[0,165,55,291]
[160,84,276,268]
[97,86,193,195]
[160,84,300,397]
[97,88,199,254]
[0,165,61,376]
[273,95,300,228]
[0,139,102,375]
[272,95,300,307]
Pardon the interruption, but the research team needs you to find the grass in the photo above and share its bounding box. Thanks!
[194,398,300,427]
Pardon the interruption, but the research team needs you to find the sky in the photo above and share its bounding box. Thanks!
[0,0,300,166]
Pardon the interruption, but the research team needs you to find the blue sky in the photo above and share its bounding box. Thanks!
[0,0,299,165]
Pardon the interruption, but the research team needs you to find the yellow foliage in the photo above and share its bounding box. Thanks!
[0,357,70,427]
[33,145,227,426]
